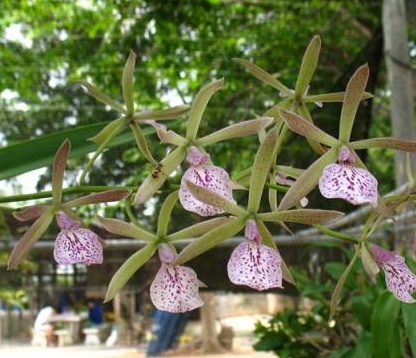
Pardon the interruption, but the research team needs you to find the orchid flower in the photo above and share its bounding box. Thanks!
[319,146,378,206]
[227,220,283,291]
[179,146,236,216]
[370,244,416,303]
[150,244,204,313]
[54,212,103,265]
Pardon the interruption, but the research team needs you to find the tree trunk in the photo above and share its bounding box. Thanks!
[200,291,225,354]
[383,0,416,248]
[382,0,416,187]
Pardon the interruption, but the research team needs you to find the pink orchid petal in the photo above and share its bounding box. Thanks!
[186,146,210,166]
[179,165,235,216]
[54,228,103,265]
[158,243,177,263]
[56,212,81,230]
[150,264,204,313]
[370,245,416,303]
[227,240,283,291]
[245,219,261,242]
[319,163,378,206]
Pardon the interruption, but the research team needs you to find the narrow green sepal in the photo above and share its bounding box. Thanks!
[234,58,292,95]
[133,105,191,121]
[360,244,380,279]
[134,146,186,205]
[256,220,295,285]
[122,50,136,114]
[77,80,127,114]
[186,78,224,140]
[305,91,373,104]
[248,127,278,212]
[278,147,338,210]
[329,248,360,321]
[184,180,247,217]
[130,121,158,165]
[157,190,179,237]
[280,110,339,147]
[197,117,273,146]
[52,139,71,206]
[295,35,321,97]
[104,243,157,302]
[97,216,156,242]
[257,209,343,225]
[13,204,48,221]
[89,117,125,145]
[168,217,234,241]
[339,64,369,143]
[297,104,327,154]
[8,210,54,269]
[350,137,416,153]
[173,216,246,265]
[64,189,131,207]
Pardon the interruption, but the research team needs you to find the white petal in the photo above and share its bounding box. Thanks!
[150,265,204,313]
[319,163,378,206]
[227,241,283,291]
[54,228,103,265]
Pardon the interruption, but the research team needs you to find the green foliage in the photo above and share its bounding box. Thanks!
[252,245,416,358]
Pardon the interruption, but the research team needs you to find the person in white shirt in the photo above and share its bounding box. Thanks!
[34,304,56,346]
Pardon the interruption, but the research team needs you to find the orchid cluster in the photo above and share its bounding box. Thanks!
[7,35,416,315]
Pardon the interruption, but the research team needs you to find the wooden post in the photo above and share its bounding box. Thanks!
[200,291,225,354]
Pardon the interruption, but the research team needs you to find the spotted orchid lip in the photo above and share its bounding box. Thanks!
[370,245,416,303]
[319,147,378,206]
[179,147,235,217]
[53,212,103,265]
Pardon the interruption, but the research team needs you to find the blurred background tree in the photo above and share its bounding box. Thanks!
[0,0,414,225]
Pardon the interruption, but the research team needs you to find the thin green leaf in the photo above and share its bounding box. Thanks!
[339,65,369,143]
[0,122,135,180]
[401,302,416,357]
[168,217,234,241]
[173,216,246,265]
[157,190,179,237]
[257,209,343,225]
[186,78,224,140]
[278,147,338,210]
[295,35,321,96]
[372,291,402,358]
[280,110,339,147]
[329,248,360,321]
[64,189,131,207]
[97,217,156,242]
[184,180,247,217]
[234,58,291,94]
[248,127,278,212]
[77,80,126,114]
[197,117,273,146]
[8,211,54,269]
[122,50,136,114]
[105,243,157,302]
[350,137,416,153]
[134,146,186,204]
[52,139,70,206]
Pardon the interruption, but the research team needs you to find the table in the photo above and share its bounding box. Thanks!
[48,313,87,345]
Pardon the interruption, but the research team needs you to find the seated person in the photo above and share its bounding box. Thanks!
[87,299,103,326]
[33,304,56,346]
